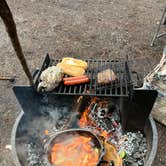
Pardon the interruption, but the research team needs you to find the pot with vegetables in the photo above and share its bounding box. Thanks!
[45,129,106,166]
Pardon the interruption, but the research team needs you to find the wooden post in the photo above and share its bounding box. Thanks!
[0,0,34,85]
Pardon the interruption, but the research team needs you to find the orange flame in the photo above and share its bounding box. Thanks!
[44,129,49,135]
[50,136,99,166]
[79,97,111,139]
[100,130,112,139]
[79,97,98,128]
[79,108,90,127]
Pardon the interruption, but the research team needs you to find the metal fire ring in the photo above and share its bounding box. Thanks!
[11,110,158,166]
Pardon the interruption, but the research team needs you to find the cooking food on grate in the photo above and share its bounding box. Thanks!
[57,57,88,76]
[97,69,117,84]
[37,65,63,92]
[63,75,90,85]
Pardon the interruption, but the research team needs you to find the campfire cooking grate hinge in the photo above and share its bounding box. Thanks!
[34,54,133,97]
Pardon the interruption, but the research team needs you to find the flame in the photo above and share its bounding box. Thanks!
[79,97,98,128]
[79,108,90,127]
[79,97,111,139]
[44,129,49,135]
[100,130,110,138]
[50,135,99,166]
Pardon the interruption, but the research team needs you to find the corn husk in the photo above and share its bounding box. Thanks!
[61,57,88,69]
[57,57,88,76]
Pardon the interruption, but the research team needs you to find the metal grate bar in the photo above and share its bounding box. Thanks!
[103,60,107,95]
[120,61,123,95]
[88,59,93,91]
[124,67,128,95]
[109,60,113,95]
[114,59,118,95]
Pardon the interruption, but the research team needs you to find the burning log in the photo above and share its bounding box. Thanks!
[79,97,120,139]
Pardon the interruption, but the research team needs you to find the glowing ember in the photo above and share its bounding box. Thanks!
[44,129,49,135]
[50,135,99,166]
[100,130,111,138]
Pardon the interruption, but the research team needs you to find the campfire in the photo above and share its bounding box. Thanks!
[79,97,118,139]
[11,86,157,166]
[11,55,158,166]
[42,96,147,166]
[47,97,122,166]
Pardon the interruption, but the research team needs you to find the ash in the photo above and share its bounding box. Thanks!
[122,132,148,166]
[27,142,49,166]
[110,131,148,166]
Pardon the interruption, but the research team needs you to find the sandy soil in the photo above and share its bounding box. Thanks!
[0,0,166,165]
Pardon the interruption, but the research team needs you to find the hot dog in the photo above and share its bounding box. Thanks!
[64,76,90,86]
[63,75,88,81]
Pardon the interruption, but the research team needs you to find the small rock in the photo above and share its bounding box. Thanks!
[5,144,12,151]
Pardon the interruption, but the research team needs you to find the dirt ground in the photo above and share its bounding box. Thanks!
[0,0,166,165]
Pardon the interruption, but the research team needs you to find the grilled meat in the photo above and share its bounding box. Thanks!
[97,69,117,84]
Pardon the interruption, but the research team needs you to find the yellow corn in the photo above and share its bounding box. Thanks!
[57,63,85,76]
[61,57,88,69]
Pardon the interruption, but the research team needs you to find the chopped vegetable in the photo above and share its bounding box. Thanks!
[119,150,126,159]
[50,135,99,166]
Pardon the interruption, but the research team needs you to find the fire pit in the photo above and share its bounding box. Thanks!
[11,86,158,166]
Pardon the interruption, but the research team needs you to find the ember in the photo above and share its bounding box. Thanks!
[79,97,119,139]
[50,135,99,166]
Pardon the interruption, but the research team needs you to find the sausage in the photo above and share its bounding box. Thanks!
[64,77,90,86]
[63,75,88,81]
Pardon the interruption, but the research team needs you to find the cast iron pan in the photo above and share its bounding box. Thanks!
[45,128,106,166]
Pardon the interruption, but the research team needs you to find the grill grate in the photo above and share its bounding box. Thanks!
[34,54,133,97]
